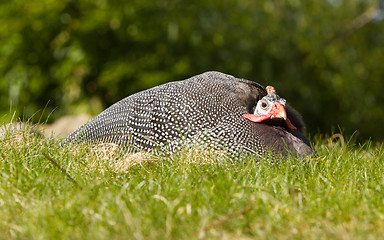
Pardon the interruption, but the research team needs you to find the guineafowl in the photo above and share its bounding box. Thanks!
[62,71,313,159]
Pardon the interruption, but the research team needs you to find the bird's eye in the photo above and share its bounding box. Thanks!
[261,101,268,109]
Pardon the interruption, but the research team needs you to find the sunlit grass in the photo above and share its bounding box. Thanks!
[1,123,383,239]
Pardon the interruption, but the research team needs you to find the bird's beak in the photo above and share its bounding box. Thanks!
[268,103,297,130]
[243,102,297,130]
[269,103,287,120]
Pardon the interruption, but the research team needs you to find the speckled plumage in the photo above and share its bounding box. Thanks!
[62,71,312,159]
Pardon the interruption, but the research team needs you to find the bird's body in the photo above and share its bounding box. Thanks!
[62,72,312,159]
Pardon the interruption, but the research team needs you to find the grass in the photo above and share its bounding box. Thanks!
[1,124,384,239]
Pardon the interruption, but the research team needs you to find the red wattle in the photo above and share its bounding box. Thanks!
[285,119,297,130]
[243,114,270,122]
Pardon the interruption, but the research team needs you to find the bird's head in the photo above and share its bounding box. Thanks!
[243,86,297,130]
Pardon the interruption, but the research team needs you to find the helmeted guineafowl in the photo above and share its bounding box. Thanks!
[62,71,313,159]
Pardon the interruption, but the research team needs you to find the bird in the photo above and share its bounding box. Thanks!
[62,71,313,159]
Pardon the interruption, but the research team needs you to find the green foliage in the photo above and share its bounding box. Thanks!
[1,0,383,140]
[1,126,384,239]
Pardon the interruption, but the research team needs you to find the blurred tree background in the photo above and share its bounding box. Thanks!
[1,0,383,141]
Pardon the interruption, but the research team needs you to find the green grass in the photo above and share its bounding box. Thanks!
[1,125,384,240]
